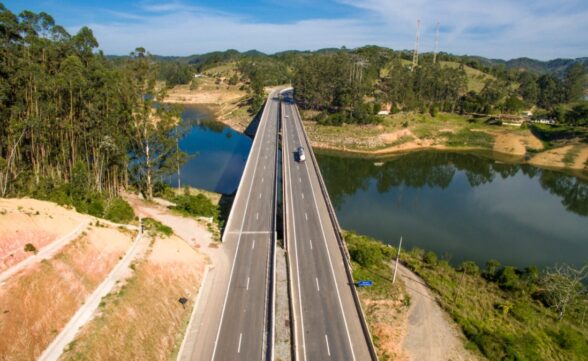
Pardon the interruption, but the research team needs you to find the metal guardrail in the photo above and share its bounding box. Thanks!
[292,103,379,361]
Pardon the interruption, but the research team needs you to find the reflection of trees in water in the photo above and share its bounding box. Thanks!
[317,151,588,217]
[539,171,588,216]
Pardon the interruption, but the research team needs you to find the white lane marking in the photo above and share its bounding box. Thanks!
[305,212,308,221]
[301,193,304,199]
[284,111,306,361]
[299,177,301,183]
[259,193,262,199]
[252,240,255,249]
[291,105,357,361]
[264,165,266,169]
[325,334,331,357]
[256,212,259,220]
[227,231,272,234]
[315,277,320,292]
[246,277,250,291]
[238,333,243,353]
[309,239,313,250]
[262,177,264,183]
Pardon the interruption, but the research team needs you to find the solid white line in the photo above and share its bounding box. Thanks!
[309,239,313,250]
[211,92,271,361]
[252,240,255,249]
[238,333,243,353]
[325,334,331,357]
[246,277,250,291]
[301,193,304,199]
[305,212,308,221]
[316,278,320,292]
[228,231,272,234]
[292,104,357,361]
[284,109,307,361]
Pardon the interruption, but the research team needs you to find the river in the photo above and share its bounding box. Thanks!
[174,105,587,268]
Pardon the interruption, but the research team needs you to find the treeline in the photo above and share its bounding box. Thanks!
[291,46,586,125]
[0,5,185,208]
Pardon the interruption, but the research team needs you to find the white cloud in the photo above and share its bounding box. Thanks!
[72,0,587,59]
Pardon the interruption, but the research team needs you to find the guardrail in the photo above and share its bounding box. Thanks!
[292,102,379,361]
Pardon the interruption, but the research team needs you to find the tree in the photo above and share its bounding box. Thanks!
[541,263,588,321]
[563,63,586,102]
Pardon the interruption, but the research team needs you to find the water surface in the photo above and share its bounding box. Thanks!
[317,151,588,268]
[170,104,252,194]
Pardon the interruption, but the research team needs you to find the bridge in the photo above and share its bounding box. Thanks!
[178,89,376,360]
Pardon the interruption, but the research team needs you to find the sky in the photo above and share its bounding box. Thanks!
[4,0,588,60]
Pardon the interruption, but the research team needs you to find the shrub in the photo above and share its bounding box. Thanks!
[172,194,218,219]
[423,251,438,265]
[104,198,135,223]
[346,233,386,267]
[142,217,173,237]
[497,266,520,291]
[24,243,38,254]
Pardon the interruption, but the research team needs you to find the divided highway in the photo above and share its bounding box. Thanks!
[281,90,375,360]
[211,90,280,361]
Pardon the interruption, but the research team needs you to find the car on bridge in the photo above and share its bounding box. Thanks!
[297,146,306,162]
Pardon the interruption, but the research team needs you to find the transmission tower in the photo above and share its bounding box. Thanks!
[411,19,421,72]
[433,21,440,64]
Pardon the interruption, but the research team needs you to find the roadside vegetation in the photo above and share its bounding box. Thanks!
[345,231,588,361]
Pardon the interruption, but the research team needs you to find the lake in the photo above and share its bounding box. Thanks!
[169,104,252,194]
[174,104,587,268]
[316,151,588,268]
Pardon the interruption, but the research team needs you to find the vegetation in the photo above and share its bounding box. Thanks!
[345,231,588,361]
[142,217,173,237]
[0,5,187,204]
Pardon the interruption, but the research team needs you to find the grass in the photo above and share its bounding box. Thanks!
[445,128,495,149]
[343,231,588,361]
[563,145,584,166]
[61,235,205,361]
[0,233,127,360]
[344,232,411,360]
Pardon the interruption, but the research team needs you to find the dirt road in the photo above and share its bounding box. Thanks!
[397,262,479,361]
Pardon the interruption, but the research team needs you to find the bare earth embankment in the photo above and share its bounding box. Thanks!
[303,111,587,173]
[0,200,133,360]
[0,198,88,273]
[60,232,206,360]
[164,78,249,132]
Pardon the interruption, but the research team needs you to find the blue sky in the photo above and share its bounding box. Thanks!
[4,0,587,60]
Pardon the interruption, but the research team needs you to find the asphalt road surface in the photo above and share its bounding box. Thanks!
[211,90,279,361]
[282,91,372,361]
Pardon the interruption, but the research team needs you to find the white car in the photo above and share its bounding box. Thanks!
[297,146,306,162]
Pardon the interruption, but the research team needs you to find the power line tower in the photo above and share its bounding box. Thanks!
[433,21,440,64]
[411,19,421,72]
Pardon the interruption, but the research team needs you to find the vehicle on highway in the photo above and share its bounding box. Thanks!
[297,146,306,162]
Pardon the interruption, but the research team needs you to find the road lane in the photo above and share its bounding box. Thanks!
[211,91,280,361]
[282,92,373,361]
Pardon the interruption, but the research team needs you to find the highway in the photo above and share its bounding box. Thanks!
[281,90,374,361]
[210,90,279,361]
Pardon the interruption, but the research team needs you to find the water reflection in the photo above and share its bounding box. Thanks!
[317,151,588,267]
[169,104,252,194]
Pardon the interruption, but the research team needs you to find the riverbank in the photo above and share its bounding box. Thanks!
[346,231,588,361]
[302,111,588,174]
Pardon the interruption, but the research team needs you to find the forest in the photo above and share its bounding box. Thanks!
[0,5,185,219]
